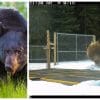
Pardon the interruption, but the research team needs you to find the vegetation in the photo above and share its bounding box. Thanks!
[0,2,27,19]
[0,80,27,98]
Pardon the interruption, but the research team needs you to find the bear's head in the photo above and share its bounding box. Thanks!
[0,30,27,75]
[87,41,100,66]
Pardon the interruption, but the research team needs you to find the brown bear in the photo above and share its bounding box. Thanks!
[0,8,27,82]
[87,41,100,66]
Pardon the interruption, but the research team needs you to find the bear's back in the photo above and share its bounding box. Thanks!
[0,8,27,32]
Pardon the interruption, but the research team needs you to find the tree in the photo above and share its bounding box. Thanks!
[29,3,100,45]
[74,3,100,39]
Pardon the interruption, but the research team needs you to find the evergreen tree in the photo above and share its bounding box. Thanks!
[29,2,100,45]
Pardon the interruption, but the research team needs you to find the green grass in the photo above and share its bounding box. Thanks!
[0,80,27,98]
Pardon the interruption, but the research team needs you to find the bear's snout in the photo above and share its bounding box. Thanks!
[5,53,19,74]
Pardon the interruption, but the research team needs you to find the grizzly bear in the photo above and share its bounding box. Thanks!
[87,41,100,66]
[0,8,27,82]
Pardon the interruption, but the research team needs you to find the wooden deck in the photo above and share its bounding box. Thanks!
[29,69,100,85]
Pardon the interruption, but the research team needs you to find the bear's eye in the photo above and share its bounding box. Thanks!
[14,50,21,54]
[6,50,10,54]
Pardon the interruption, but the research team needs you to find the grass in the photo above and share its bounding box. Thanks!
[0,79,27,98]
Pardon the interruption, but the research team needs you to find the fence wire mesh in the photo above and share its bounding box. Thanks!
[57,33,95,62]
[29,45,46,63]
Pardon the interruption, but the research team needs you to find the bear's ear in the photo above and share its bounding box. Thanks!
[0,22,8,37]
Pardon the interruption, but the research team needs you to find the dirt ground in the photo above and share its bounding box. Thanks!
[29,69,100,85]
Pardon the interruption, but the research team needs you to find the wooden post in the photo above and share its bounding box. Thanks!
[93,35,96,42]
[54,32,57,65]
[47,30,50,69]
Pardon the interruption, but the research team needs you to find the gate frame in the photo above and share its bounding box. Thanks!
[46,30,57,69]
[46,31,96,69]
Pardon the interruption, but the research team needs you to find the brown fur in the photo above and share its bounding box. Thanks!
[87,41,100,66]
